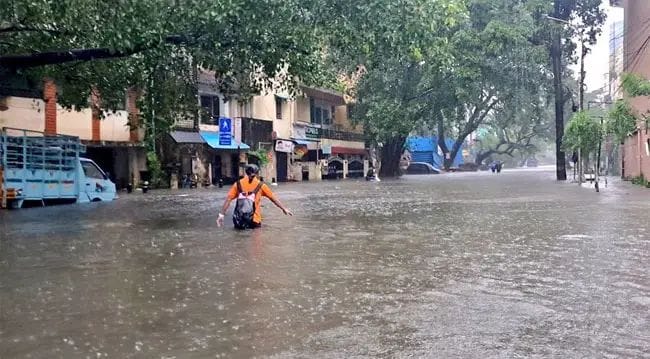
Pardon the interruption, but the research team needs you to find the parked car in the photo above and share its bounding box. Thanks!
[525,158,539,167]
[405,162,441,175]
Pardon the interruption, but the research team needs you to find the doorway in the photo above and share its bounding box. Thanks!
[276,151,288,182]
[231,153,240,180]
[212,155,222,185]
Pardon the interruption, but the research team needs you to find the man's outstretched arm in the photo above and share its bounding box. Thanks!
[263,186,293,216]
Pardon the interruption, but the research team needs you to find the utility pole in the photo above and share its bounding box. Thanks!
[595,116,603,192]
[550,6,567,181]
[578,38,586,187]
[547,13,589,183]
[579,40,586,112]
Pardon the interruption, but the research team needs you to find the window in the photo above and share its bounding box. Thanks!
[322,108,331,126]
[313,106,322,125]
[200,95,220,124]
[81,161,106,180]
[237,101,250,118]
[275,96,283,119]
[310,99,334,127]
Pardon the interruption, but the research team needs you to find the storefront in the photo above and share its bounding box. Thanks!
[200,131,250,184]
[274,139,294,182]
[290,123,323,181]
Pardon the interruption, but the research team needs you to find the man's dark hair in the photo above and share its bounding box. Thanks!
[245,164,260,183]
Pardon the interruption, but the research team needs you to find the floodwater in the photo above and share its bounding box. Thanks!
[1,168,650,358]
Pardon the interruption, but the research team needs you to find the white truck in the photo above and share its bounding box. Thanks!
[1,127,116,209]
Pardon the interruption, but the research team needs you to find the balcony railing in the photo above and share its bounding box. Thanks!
[319,128,365,142]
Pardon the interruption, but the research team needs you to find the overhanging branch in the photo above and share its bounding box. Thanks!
[0,24,62,34]
[0,35,190,68]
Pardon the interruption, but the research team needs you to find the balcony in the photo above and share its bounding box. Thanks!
[319,128,365,142]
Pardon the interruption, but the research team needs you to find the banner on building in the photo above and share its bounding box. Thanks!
[275,140,295,153]
[293,124,321,140]
[294,145,308,160]
[322,144,332,155]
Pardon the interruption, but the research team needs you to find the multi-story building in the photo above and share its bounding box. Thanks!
[163,70,252,187]
[609,20,625,100]
[0,79,146,189]
[287,86,367,181]
[164,71,367,186]
[610,0,650,180]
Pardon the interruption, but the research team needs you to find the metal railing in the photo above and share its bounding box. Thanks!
[319,128,365,142]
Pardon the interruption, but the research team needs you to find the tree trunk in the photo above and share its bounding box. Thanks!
[379,136,406,177]
[552,3,567,181]
[436,119,451,169]
[446,139,464,169]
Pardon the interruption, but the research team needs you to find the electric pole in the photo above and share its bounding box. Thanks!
[550,3,567,181]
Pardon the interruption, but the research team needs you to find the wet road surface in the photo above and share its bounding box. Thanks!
[1,168,650,358]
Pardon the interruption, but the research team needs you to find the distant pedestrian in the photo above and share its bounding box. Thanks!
[216,164,292,229]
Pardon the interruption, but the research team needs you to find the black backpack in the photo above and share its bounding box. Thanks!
[232,180,264,229]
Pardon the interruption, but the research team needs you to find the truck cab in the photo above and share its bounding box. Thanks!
[78,158,117,203]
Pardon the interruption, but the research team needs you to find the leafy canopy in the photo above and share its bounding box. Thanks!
[563,111,603,154]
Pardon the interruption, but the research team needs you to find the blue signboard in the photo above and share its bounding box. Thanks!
[218,117,232,146]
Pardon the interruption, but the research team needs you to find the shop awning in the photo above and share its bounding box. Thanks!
[169,131,205,144]
[200,131,250,150]
[332,146,367,155]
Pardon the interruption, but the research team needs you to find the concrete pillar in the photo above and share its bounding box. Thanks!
[127,89,141,143]
[170,173,179,189]
[128,147,141,186]
[43,79,57,135]
[343,160,349,179]
[91,87,101,141]
[363,160,369,177]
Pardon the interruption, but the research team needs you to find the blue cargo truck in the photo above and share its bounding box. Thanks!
[0,127,116,209]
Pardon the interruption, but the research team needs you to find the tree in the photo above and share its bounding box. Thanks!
[604,72,650,146]
[425,0,552,169]
[338,0,558,175]
[474,91,554,165]
[537,0,606,180]
[607,99,638,145]
[326,0,465,177]
[621,72,650,97]
[0,0,327,125]
[563,110,603,158]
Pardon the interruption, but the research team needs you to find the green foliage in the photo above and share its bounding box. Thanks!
[335,0,466,144]
[607,99,638,144]
[348,0,550,144]
[621,73,650,97]
[0,0,328,132]
[563,111,603,155]
[146,151,165,188]
[631,175,650,188]
[247,149,270,168]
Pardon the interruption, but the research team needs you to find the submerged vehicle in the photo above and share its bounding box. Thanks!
[1,128,116,209]
[405,162,441,175]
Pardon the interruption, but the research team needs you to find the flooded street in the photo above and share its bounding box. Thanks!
[1,168,650,358]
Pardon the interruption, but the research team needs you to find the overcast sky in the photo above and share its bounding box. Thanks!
[575,4,625,93]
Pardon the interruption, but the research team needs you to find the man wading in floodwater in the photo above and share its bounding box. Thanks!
[216,164,292,229]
